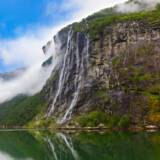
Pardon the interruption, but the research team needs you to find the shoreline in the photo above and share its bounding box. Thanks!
[0,125,159,132]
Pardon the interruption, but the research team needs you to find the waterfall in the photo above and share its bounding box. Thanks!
[86,37,90,68]
[47,28,73,117]
[59,33,89,123]
[46,27,90,124]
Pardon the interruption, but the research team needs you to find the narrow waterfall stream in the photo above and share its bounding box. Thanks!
[59,33,89,123]
[47,28,90,124]
[47,28,73,117]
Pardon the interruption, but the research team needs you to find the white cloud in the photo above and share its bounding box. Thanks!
[0,63,54,103]
[46,0,127,21]
[0,24,63,103]
[0,26,57,68]
[0,0,128,103]
[116,0,160,13]
[45,1,59,16]
[66,0,127,20]
[142,0,160,7]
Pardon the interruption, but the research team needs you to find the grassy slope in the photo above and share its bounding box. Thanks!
[0,93,46,127]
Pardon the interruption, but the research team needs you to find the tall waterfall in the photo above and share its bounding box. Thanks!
[47,28,73,117]
[59,33,89,123]
[47,28,90,124]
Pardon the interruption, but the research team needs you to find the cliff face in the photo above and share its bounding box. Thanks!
[43,29,90,123]
[42,19,160,126]
[90,21,160,125]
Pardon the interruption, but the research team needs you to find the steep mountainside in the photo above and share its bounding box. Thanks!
[40,3,160,128]
[0,2,160,129]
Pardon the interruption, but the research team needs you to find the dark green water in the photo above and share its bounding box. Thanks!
[0,130,160,160]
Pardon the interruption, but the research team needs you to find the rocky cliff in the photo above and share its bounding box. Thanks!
[36,3,160,128]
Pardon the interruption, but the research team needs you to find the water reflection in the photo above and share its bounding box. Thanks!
[46,137,58,160]
[45,133,80,160]
[0,130,160,160]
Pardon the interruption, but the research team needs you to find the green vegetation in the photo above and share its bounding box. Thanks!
[76,111,108,127]
[27,115,57,129]
[0,131,53,160]
[95,89,109,104]
[76,111,131,129]
[0,93,46,127]
[118,115,131,128]
[147,95,160,124]
[72,3,160,39]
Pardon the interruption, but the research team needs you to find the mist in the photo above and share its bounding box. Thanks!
[0,65,49,102]
[116,0,160,13]
[0,39,59,103]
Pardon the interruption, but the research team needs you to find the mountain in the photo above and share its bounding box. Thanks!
[0,1,160,129]
[0,68,25,81]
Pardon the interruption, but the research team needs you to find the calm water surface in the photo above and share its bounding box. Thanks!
[0,130,159,160]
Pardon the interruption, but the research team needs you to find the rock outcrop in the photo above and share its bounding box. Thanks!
[42,16,160,126]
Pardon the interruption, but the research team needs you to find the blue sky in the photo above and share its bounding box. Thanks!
[0,0,72,38]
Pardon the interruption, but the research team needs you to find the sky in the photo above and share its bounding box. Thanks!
[0,0,69,38]
[0,0,128,73]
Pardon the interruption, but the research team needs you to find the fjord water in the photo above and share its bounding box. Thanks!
[0,131,160,160]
